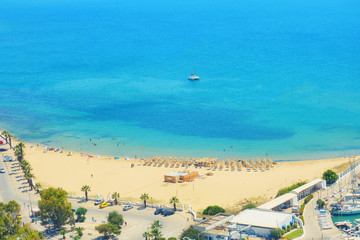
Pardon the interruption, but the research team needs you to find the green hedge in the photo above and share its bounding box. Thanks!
[276,181,307,197]
[168,238,177,240]
[304,194,313,204]
[299,215,305,225]
[299,204,305,215]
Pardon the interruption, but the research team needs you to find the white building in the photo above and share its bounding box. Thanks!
[194,210,299,239]
[230,209,297,237]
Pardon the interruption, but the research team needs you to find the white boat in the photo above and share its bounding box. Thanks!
[188,73,200,81]
[188,63,200,81]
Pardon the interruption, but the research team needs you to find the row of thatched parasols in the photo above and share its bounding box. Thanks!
[142,156,278,171]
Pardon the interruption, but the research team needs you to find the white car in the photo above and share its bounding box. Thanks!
[3,156,13,162]
[123,205,133,211]
[0,167,5,173]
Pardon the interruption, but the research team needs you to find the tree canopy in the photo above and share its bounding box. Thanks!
[0,200,43,239]
[180,226,205,240]
[38,187,73,228]
[317,199,325,209]
[107,211,124,229]
[202,205,225,216]
[322,169,338,185]
[95,223,120,238]
[75,207,87,222]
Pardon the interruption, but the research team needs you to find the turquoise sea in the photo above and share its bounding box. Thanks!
[0,0,359,160]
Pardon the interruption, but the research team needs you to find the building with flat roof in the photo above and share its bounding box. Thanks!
[164,171,199,183]
[231,209,295,233]
[291,178,325,199]
[258,192,298,211]
[193,210,299,239]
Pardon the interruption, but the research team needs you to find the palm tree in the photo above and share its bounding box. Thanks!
[20,159,29,170]
[15,142,25,160]
[143,231,150,240]
[60,229,66,239]
[35,183,41,193]
[7,132,13,149]
[24,165,33,174]
[75,227,84,237]
[151,228,163,240]
[140,193,150,208]
[24,172,34,190]
[2,130,9,143]
[169,196,179,212]
[112,192,120,205]
[81,185,91,201]
[151,220,162,230]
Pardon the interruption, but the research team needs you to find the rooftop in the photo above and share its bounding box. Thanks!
[258,193,297,210]
[194,213,233,231]
[291,178,324,194]
[164,172,188,177]
[231,209,294,229]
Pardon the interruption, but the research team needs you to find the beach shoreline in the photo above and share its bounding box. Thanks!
[2,132,359,211]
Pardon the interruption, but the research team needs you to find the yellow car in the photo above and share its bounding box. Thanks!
[99,202,110,209]
[17,213,22,220]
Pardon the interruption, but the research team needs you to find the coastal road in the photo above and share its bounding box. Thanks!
[0,149,190,239]
[302,165,358,239]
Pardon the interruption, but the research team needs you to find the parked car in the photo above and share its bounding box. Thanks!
[123,205,133,211]
[0,167,5,173]
[17,213,22,219]
[154,208,164,215]
[99,202,110,209]
[3,156,13,162]
[94,198,104,205]
[163,210,174,216]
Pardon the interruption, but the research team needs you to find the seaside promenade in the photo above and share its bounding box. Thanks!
[301,161,360,239]
[0,144,190,239]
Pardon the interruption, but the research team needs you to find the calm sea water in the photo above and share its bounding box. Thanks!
[0,0,359,160]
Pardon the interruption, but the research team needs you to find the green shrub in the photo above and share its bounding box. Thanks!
[300,215,305,225]
[74,235,81,240]
[304,194,313,204]
[202,205,225,216]
[241,202,256,211]
[317,199,325,209]
[281,229,285,235]
[80,216,86,222]
[158,238,166,240]
[322,169,338,185]
[168,238,177,240]
[293,222,297,229]
[180,226,205,240]
[270,228,282,238]
[286,225,291,232]
[299,204,305,215]
[276,181,307,197]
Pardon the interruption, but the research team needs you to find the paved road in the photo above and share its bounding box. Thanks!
[302,165,358,239]
[0,147,190,239]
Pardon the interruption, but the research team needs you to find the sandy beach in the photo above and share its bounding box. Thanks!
[6,139,356,212]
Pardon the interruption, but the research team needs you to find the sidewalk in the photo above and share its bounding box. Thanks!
[302,166,358,239]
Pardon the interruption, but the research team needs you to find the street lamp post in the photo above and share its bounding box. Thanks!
[27,204,30,217]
